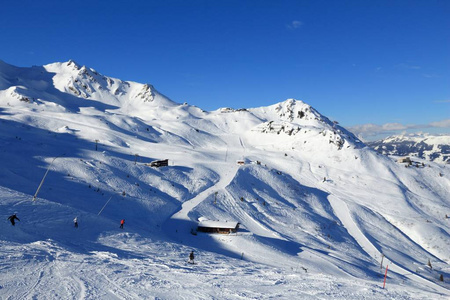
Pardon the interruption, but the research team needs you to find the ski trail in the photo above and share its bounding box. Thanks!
[95,269,141,300]
[17,269,45,300]
[165,136,243,237]
[71,275,87,300]
[328,196,380,258]
[166,161,240,236]
[328,195,449,294]
[221,188,280,239]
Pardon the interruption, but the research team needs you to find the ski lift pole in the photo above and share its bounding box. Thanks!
[32,154,65,201]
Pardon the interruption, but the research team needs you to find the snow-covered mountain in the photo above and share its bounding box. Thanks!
[1,60,449,299]
[368,133,450,164]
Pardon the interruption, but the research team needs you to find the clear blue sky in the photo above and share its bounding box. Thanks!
[1,0,449,139]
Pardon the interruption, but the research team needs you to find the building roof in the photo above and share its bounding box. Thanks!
[197,220,239,229]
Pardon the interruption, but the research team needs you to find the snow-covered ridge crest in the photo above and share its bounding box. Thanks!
[1,60,356,144]
[0,60,177,116]
[249,98,364,150]
[43,60,176,109]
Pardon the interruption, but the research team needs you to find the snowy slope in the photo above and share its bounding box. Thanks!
[368,133,450,164]
[1,60,449,299]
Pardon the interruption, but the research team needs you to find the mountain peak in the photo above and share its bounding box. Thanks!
[0,60,178,116]
[66,59,81,70]
[273,98,318,121]
[246,99,364,151]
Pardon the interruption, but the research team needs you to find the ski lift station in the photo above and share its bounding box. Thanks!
[197,220,240,234]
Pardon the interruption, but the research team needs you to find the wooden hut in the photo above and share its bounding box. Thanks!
[197,220,240,234]
[148,159,169,167]
[397,157,412,164]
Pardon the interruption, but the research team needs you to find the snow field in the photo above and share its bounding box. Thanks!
[1,60,449,299]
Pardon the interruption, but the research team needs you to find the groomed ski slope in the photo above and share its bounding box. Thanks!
[328,195,449,295]
[0,60,449,299]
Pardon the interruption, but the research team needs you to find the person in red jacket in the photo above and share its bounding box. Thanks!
[120,219,125,229]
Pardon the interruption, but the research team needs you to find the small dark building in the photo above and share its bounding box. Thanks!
[149,159,169,167]
[197,220,240,234]
[397,157,412,164]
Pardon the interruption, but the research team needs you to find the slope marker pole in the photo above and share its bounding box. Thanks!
[383,265,389,289]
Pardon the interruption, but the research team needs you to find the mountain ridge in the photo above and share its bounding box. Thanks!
[0,60,365,153]
[368,133,450,164]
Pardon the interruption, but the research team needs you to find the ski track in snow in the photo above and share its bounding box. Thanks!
[164,136,243,237]
[164,160,240,235]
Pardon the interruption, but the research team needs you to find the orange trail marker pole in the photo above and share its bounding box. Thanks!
[383,265,389,289]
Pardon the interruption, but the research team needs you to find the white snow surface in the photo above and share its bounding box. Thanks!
[0,60,449,299]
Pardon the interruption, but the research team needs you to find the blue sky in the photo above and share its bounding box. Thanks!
[1,0,449,140]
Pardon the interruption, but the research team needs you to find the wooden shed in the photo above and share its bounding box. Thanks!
[197,220,240,234]
[148,159,169,167]
[397,157,412,164]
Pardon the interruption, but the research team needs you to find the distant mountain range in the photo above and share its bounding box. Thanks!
[368,133,450,164]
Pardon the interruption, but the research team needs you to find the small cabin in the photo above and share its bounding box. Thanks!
[148,159,169,167]
[397,157,412,164]
[197,220,240,234]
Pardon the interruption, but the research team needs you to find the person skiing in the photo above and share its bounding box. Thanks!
[73,217,78,228]
[189,251,195,264]
[120,219,125,229]
[7,214,20,226]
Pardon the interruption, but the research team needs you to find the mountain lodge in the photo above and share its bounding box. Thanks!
[197,220,240,234]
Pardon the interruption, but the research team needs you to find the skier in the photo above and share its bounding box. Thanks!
[73,217,78,228]
[120,219,125,229]
[189,251,195,264]
[7,213,20,226]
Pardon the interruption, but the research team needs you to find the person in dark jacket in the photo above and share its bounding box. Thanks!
[189,251,195,264]
[7,214,20,226]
